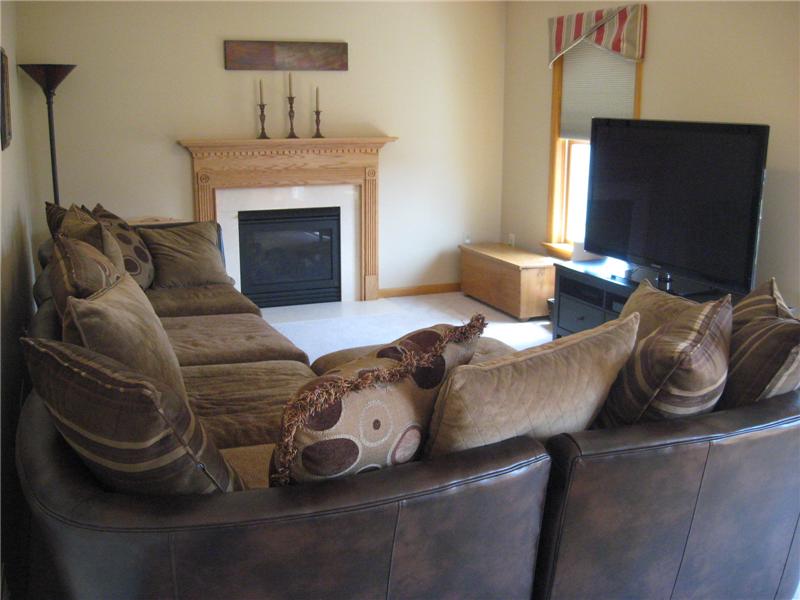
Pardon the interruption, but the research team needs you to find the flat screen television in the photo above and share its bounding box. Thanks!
[584,118,769,295]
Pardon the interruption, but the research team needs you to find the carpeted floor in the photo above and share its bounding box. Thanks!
[262,291,553,363]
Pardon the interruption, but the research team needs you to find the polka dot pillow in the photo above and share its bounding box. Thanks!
[271,315,486,486]
[92,204,155,289]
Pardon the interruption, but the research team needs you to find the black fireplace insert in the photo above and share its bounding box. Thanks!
[238,207,341,307]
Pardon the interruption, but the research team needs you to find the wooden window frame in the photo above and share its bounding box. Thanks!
[543,56,643,260]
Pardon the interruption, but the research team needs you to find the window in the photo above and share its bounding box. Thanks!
[543,5,646,259]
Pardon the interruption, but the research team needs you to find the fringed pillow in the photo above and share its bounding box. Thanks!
[271,315,486,486]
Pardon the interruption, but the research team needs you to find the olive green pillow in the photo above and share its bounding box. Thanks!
[63,273,188,400]
[138,222,233,288]
[57,205,125,272]
[425,314,639,457]
[272,315,486,486]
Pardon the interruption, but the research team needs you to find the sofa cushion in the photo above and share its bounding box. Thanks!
[48,236,122,317]
[220,444,274,489]
[620,279,698,342]
[425,314,639,457]
[21,337,243,494]
[718,279,800,409]
[599,295,732,427]
[63,273,188,400]
[139,222,233,288]
[145,284,261,317]
[92,203,155,289]
[162,313,308,366]
[310,336,516,375]
[57,205,126,272]
[271,315,486,486]
[182,360,316,449]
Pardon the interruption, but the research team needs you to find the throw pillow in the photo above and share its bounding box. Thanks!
[57,205,126,272]
[271,315,487,486]
[45,202,68,236]
[620,279,698,342]
[48,235,122,317]
[62,272,188,400]
[21,337,243,495]
[425,314,639,457]
[92,203,155,289]
[599,295,732,427]
[138,222,234,288]
[718,279,800,409]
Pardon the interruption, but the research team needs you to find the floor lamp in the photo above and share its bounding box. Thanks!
[19,64,76,206]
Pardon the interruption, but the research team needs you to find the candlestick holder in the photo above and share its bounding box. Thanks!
[313,110,324,138]
[257,103,269,139]
[286,96,298,139]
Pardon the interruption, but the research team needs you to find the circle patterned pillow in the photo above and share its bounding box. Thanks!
[92,204,155,289]
[271,315,486,486]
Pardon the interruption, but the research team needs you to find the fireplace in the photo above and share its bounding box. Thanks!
[238,207,341,307]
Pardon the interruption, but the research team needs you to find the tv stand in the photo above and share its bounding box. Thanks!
[553,259,734,339]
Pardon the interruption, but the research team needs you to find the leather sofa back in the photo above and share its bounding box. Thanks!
[534,390,800,600]
[17,392,551,599]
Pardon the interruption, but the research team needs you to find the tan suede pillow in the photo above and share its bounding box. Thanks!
[48,235,122,317]
[62,273,188,400]
[600,295,732,427]
[620,279,698,342]
[271,316,486,485]
[718,279,800,409]
[138,222,233,288]
[57,205,125,272]
[425,314,639,457]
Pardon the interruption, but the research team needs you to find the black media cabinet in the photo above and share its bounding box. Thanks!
[553,259,735,340]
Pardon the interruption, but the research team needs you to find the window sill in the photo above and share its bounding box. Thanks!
[541,242,573,261]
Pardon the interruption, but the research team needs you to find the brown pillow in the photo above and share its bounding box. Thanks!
[425,314,639,457]
[271,315,487,486]
[57,205,126,272]
[599,295,732,427]
[48,235,122,317]
[718,279,800,409]
[62,273,187,400]
[92,203,155,289]
[138,222,233,288]
[620,279,698,342]
[21,337,243,495]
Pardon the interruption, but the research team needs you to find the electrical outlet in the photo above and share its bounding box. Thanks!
[508,233,516,247]
[464,233,471,244]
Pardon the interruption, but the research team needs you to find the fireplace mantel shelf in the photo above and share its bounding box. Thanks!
[178,135,397,301]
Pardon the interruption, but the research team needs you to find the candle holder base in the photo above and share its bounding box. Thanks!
[313,110,324,138]
[257,103,270,139]
[287,96,299,139]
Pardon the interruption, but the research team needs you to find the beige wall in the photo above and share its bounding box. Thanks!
[14,1,507,290]
[502,2,800,306]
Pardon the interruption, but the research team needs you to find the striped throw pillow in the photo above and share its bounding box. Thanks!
[21,337,244,495]
[718,279,800,409]
[600,295,732,426]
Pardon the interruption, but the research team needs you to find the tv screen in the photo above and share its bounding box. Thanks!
[584,118,769,294]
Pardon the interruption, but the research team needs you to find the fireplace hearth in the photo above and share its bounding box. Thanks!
[238,207,341,307]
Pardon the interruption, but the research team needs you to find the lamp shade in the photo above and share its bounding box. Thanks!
[18,64,75,95]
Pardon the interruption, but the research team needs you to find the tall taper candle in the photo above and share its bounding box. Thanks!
[288,72,293,96]
[316,86,319,111]
[259,80,264,104]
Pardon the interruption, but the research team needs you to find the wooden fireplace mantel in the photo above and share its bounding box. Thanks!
[178,136,397,301]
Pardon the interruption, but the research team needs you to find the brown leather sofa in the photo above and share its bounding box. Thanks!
[16,225,800,599]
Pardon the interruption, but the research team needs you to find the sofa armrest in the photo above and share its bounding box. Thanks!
[534,390,800,600]
[17,393,550,599]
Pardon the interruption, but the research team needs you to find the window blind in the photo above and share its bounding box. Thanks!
[560,40,636,141]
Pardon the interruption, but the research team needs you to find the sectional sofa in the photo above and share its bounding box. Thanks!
[16,218,800,599]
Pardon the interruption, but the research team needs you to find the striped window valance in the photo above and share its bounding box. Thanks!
[549,4,648,67]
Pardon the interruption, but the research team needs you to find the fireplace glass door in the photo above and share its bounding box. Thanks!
[238,207,341,307]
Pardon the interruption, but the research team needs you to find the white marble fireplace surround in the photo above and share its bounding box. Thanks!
[217,185,359,302]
